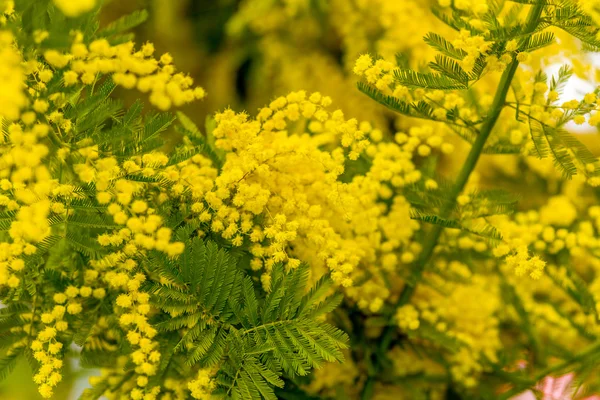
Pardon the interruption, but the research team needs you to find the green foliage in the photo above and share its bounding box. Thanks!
[423,33,467,60]
[520,31,555,52]
[99,10,149,38]
[429,55,471,87]
[394,69,468,90]
[528,115,598,179]
[0,350,22,381]
[145,238,348,399]
[405,180,516,245]
[175,112,225,170]
[549,65,574,97]
[551,3,600,50]
[2,5,347,398]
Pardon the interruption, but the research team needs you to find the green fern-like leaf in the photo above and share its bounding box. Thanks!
[429,55,470,87]
[521,31,556,52]
[0,350,22,381]
[423,32,467,60]
[98,9,149,38]
[394,69,468,90]
[357,82,413,116]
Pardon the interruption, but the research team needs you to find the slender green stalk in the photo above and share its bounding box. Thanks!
[381,0,545,352]
[361,3,546,398]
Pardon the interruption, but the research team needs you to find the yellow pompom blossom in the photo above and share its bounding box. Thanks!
[0,3,207,397]
[395,304,420,331]
[495,194,600,356]
[451,30,493,72]
[42,34,206,111]
[76,155,190,398]
[0,125,187,398]
[165,90,461,314]
[52,0,96,17]
[0,31,27,120]
[230,0,443,66]
[491,192,600,280]
[505,246,546,279]
[173,91,434,312]
[31,285,95,398]
[187,369,216,400]
[116,282,162,392]
[412,275,502,387]
[0,115,53,294]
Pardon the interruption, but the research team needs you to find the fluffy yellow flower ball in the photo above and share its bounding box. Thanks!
[53,0,96,17]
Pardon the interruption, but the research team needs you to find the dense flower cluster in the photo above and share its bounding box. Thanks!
[0,30,27,120]
[43,35,205,111]
[0,2,206,398]
[186,91,457,313]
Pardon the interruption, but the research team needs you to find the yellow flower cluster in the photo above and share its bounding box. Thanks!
[31,281,107,398]
[74,155,190,397]
[517,76,600,131]
[452,30,493,71]
[354,55,397,96]
[493,194,591,256]
[413,275,501,387]
[3,47,196,391]
[118,284,162,399]
[86,356,161,400]
[207,91,370,288]
[373,346,447,398]
[0,121,55,293]
[0,52,76,397]
[31,306,65,399]
[5,0,600,398]
[52,0,96,17]
[330,0,441,63]
[43,34,205,111]
[395,304,420,331]
[0,31,27,120]
[494,243,546,279]
[173,91,430,312]
[224,0,450,142]
[0,72,199,400]
[472,178,600,352]
[388,345,445,379]
[231,0,441,66]
[494,69,600,182]
[393,123,455,157]
[512,264,599,347]
[187,369,216,400]
[0,23,201,396]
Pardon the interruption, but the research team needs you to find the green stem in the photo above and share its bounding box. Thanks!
[360,376,375,400]
[361,3,546,397]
